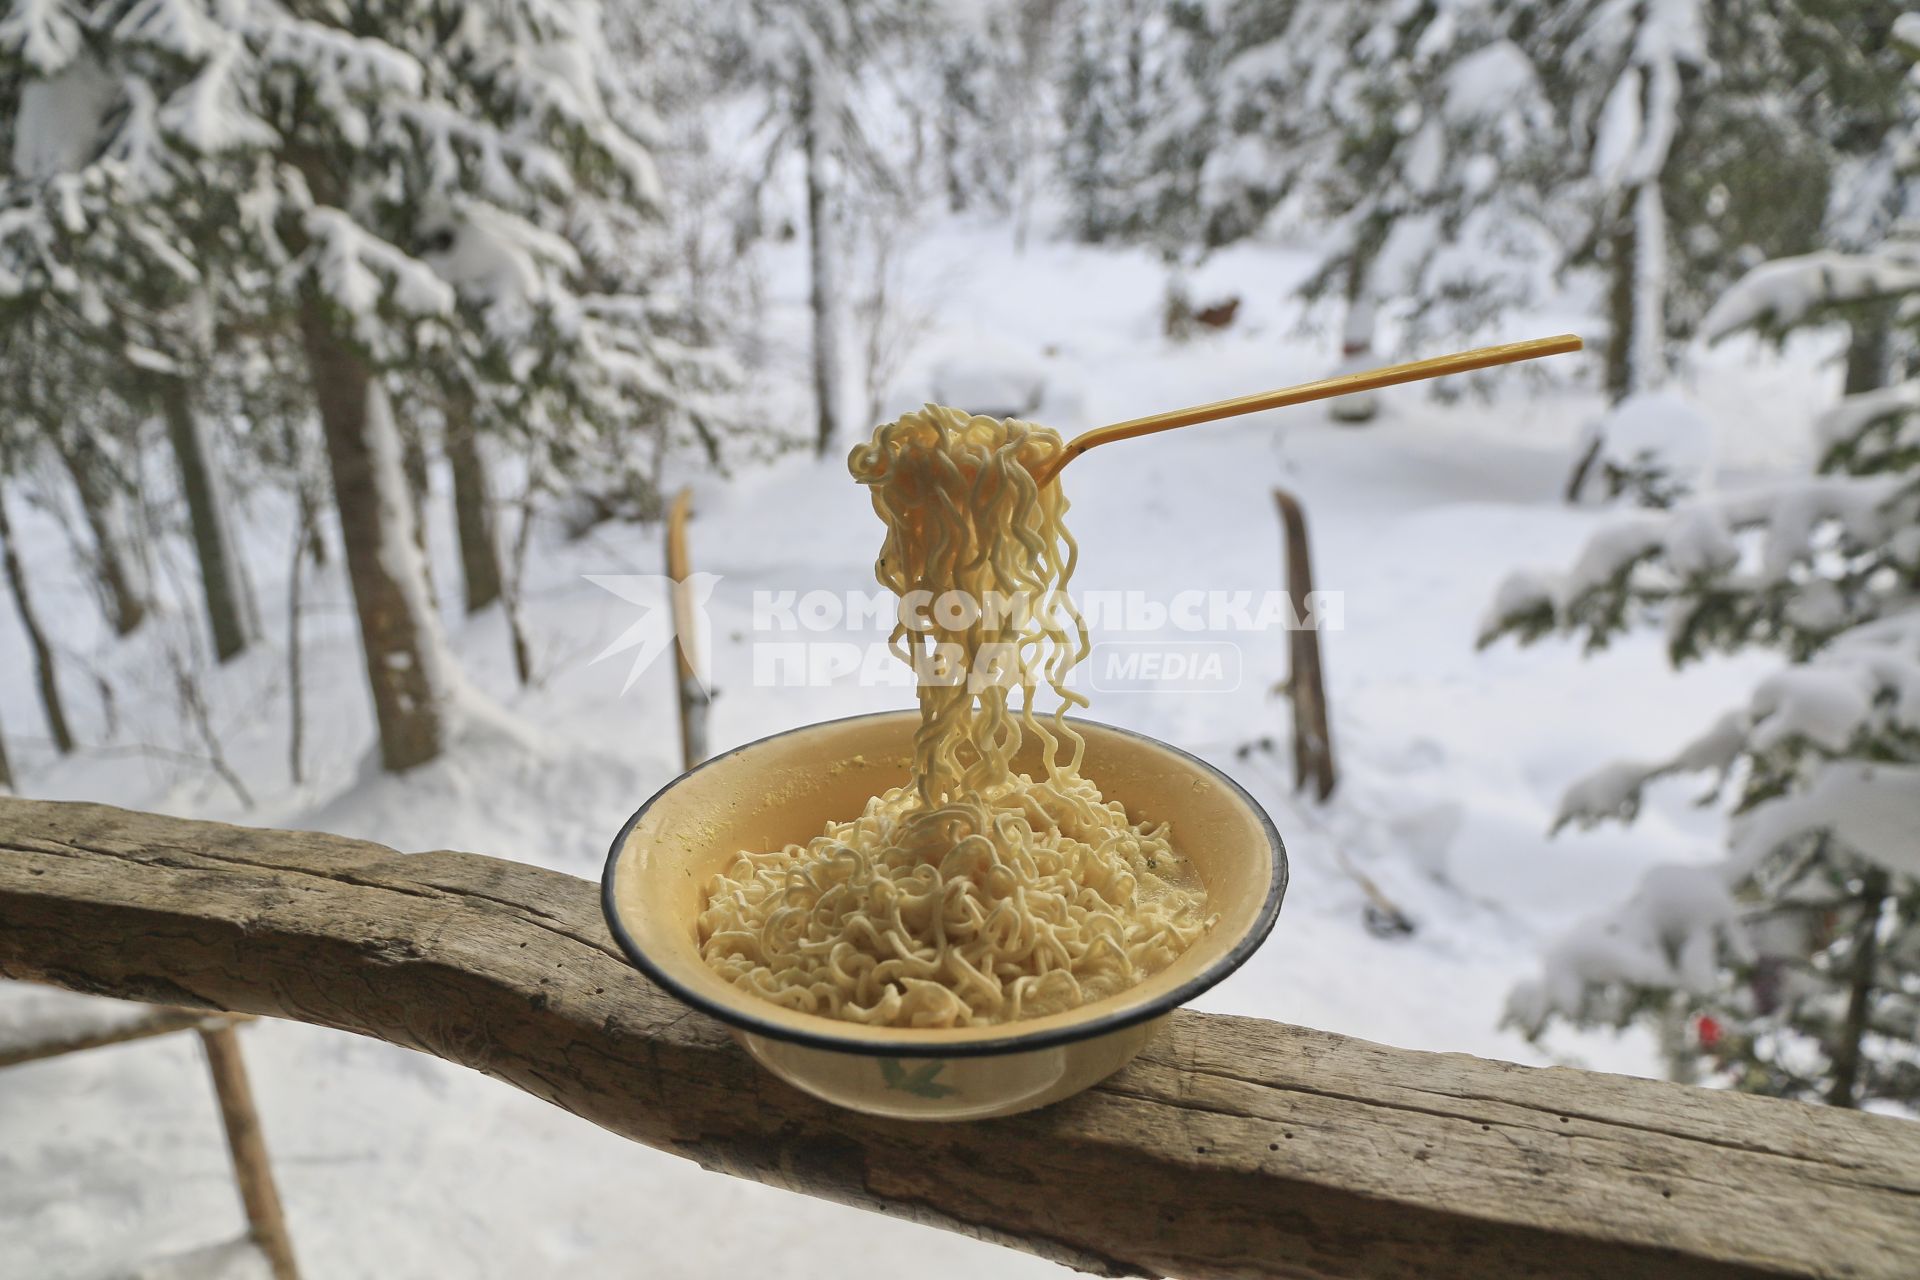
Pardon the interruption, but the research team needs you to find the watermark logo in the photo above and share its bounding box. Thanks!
[750,589,1342,635]
[1089,641,1243,692]
[589,577,1338,695]
[584,573,721,694]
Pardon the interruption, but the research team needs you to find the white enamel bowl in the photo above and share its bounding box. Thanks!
[602,711,1286,1120]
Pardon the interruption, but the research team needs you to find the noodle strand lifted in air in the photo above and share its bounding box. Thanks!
[697,407,1215,1028]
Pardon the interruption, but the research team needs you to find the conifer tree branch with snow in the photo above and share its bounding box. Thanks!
[1063,0,1564,405]
[0,0,731,773]
[697,0,930,456]
[1479,19,1920,1108]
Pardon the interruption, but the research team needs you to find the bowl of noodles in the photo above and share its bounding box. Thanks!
[602,709,1285,1120]
[601,406,1284,1118]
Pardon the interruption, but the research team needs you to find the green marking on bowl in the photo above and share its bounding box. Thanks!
[880,1058,958,1099]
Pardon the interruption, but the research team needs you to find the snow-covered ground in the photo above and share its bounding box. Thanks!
[0,213,1838,1277]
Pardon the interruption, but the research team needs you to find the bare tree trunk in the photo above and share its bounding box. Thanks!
[802,67,844,458]
[1826,871,1888,1110]
[1627,181,1667,395]
[401,423,438,610]
[1603,195,1638,406]
[0,711,12,792]
[1600,179,1670,407]
[286,487,314,786]
[1330,247,1381,425]
[1654,994,1701,1087]
[444,395,503,614]
[1572,189,1654,504]
[666,488,709,771]
[504,476,537,688]
[0,488,74,755]
[1564,433,1605,505]
[939,64,966,214]
[1844,306,1893,397]
[157,377,254,663]
[298,301,447,773]
[53,431,148,636]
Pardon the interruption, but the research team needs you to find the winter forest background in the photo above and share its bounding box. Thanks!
[3,0,1918,1275]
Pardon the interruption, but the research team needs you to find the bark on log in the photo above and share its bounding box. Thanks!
[1,796,1915,1280]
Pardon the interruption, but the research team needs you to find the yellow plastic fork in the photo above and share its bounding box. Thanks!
[1028,334,1584,487]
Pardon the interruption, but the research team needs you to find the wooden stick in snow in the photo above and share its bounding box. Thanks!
[666,487,710,771]
[1273,488,1335,801]
[198,1021,302,1280]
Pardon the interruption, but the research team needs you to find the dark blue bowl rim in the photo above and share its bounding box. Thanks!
[599,710,1288,1059]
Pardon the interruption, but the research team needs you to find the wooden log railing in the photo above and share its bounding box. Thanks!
[2,796,1916,1280]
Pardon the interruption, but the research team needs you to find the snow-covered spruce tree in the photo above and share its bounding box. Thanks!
[0,309,152,640]
[0,2,276,653]
[919,0,1067,234]
[1777,0,1913,399]
[1479,48,1920,1102]
[0,299,152,642]
[1280,0,1559,418]
[1527,0,1829,407]
[67,0,678,771]
[1058,0,1213,248]
[0,37,265,665]
[1530,0,1854,506]
[702,0,923,457]
[0,408,74,760]
[1096,1,1556,408]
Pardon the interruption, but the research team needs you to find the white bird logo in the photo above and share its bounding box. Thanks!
[585,573,723,695]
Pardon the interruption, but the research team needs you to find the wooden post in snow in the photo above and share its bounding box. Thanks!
[667,488,709,772]
[198,1022,301,1280]
[0,1003,299,1278]
[1274,488,1336,801]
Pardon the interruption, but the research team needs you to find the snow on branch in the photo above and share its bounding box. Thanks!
[110,0,224,62]
[466,31,661,204]
[0,0,83,74]
[1701,249,1920,342]
[425,199,582,341]
[1816,379,1920,470]
[157,41,277,154]
[1551,627,1920,840]
[1733,764,1920,881]
[1541,618,1920,985]
[1506,863,1748,1038]
[387,99,575,205]
[1552,709,1748,834]
[298,207,453,358]
[1481,474,1913,659]
[251,13,423,100]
